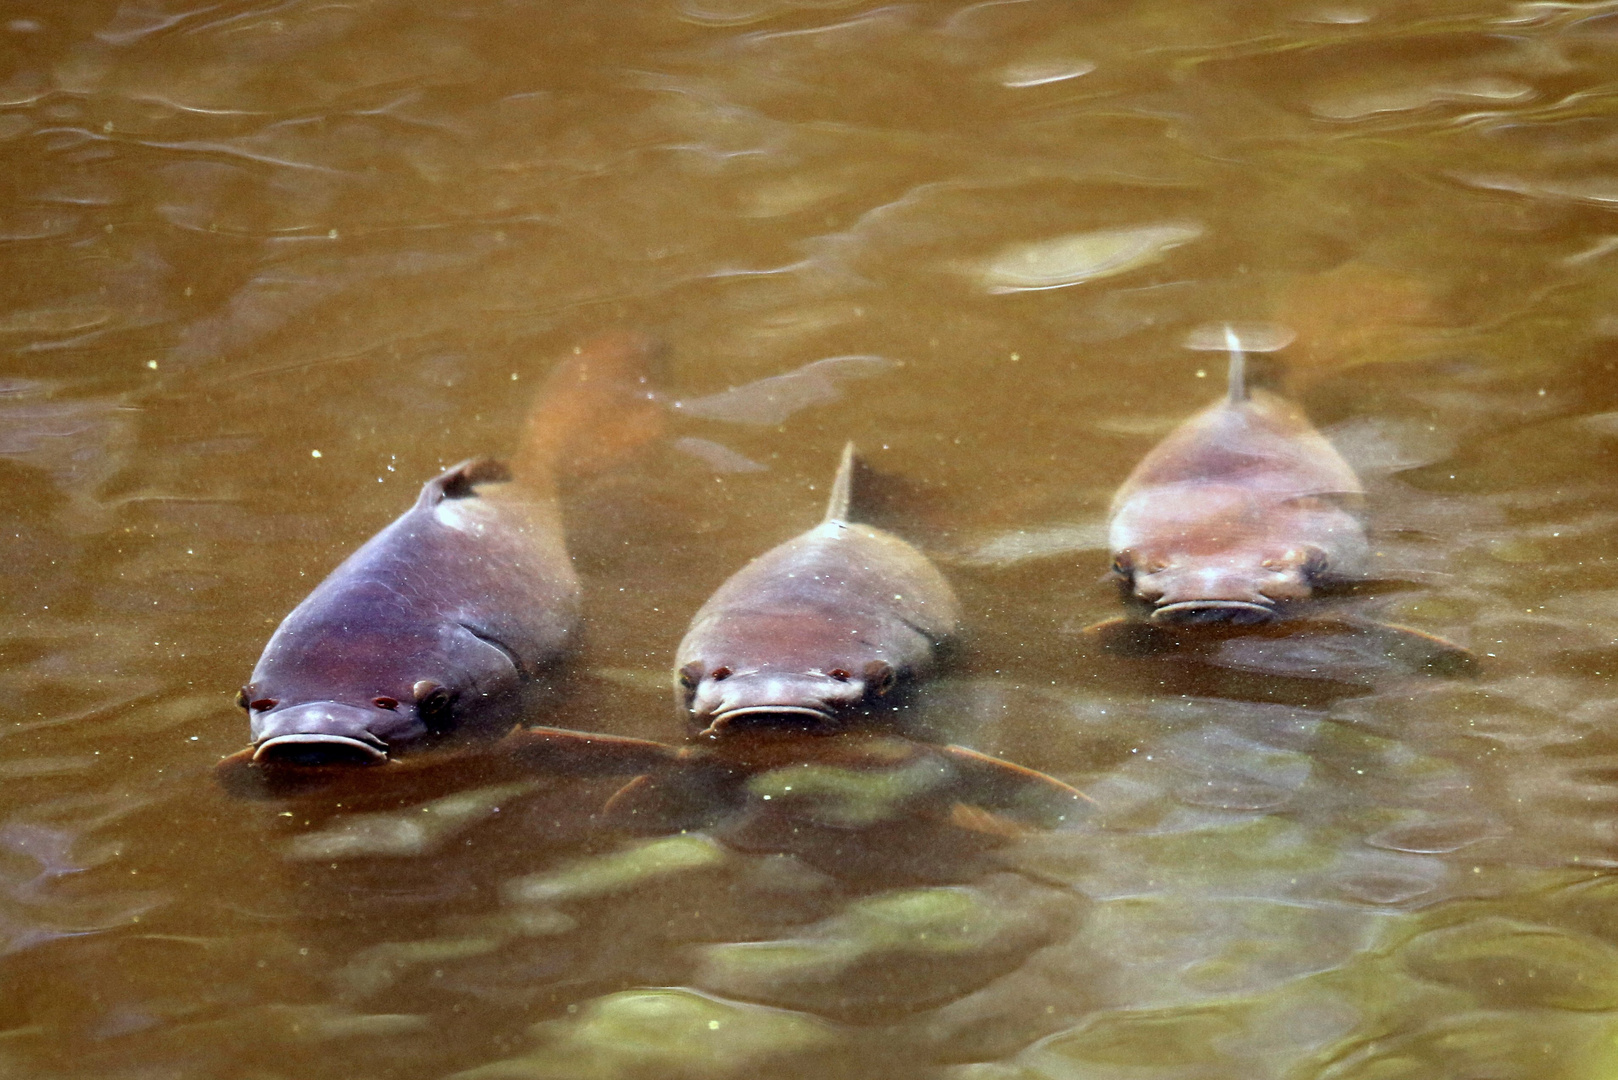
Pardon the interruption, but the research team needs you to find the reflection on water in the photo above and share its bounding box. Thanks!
[5,0,1618,1077]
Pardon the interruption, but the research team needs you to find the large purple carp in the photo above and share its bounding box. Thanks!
[674,444,962,737]
[233,332,663,766]
[1108,329,1367,625]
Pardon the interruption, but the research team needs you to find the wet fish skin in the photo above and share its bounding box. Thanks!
[242,459,577,764]
[1108,332,1367,625]
[239,332,663,765]
[674,443,962,736]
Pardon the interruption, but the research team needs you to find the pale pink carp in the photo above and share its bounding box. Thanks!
[1109,328,1367,625]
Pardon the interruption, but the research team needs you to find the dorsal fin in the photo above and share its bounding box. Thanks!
[1224,324,1247,405]
[416,458,511,509]
[823,441,857,523]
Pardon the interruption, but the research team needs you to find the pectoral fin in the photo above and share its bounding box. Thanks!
[599,756,740,831]
[948,802,1033,838]
[1322,616,1478,676]
[1205,613,1477,678]
[214,747,263,799]
[214,745,399,800]
[1080,613,1476,677]
[498,726,682,775]
[603,774,657,819]
[938,743,1094,826]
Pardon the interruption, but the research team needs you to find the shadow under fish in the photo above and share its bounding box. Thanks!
[221,332,666,775]
[215,724,685,802]
[1090,328,1473,678]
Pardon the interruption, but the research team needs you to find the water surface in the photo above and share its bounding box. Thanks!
[5,1,1618,1077]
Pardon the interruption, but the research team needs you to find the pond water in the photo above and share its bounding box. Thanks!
[5,0,1618,1077]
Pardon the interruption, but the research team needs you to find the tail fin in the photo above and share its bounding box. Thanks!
[1224,324,1248,404]
[511,331,666,492]
[823,441,857,523]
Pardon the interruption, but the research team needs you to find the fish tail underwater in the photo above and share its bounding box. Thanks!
[510,329,667,494]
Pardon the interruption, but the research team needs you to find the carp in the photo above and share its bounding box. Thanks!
[233,332,662,766]
[675,443,962,737]
[1108,328,1367,625]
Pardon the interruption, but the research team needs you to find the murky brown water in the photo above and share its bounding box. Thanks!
[6,0,1618,1076]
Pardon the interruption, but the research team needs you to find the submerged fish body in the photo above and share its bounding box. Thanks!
[1108,334,1367,625]
[675,444,961,736]
[238,332,663,765]
[603,728,1092,834]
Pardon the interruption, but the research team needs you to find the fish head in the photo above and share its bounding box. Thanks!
[240,675,466,766]
[676,659,897,737]
[1113,544,1326,626]
[241,609,530,765]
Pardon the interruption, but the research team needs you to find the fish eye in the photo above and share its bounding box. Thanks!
[711,666,732,682]
[829,669,851,681]
[864,661,895,696]
[249,698,278,712]
[677,663,702,691]
[372,697,399,710]
[1299,546,1330,576]
[413,680,451,708]
[235,688,249,710]
[412,682,455,728]
[1111,553,1132,575]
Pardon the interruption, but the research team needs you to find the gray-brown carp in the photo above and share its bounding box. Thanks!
[674,443,962,736]
[1108,329,1367,625]
[234,332,663,766]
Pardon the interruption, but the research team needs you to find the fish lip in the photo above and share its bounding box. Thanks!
[698,705,837,737]
[1151,600,1277,626]
[252,733,389,764]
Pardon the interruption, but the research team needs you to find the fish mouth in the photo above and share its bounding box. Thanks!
[698,705,837,737]
[1151,600,1277,626]
[252,733,389,766]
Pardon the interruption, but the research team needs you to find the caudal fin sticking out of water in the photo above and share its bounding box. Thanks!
[512,331,667,492]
